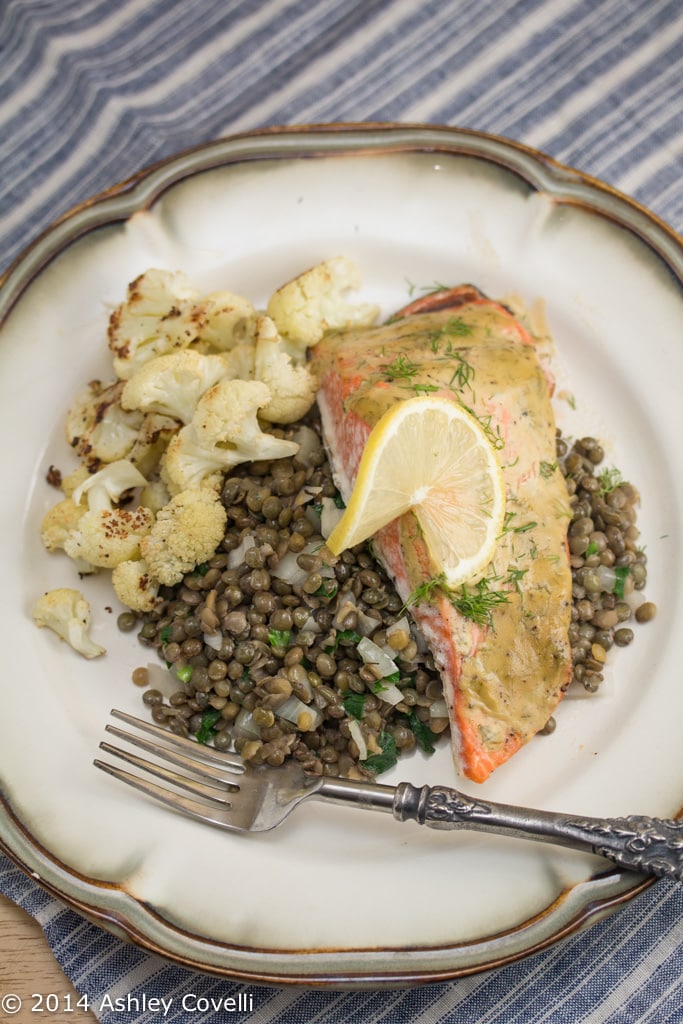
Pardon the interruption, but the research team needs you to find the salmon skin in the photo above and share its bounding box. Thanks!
[310,286,573,783]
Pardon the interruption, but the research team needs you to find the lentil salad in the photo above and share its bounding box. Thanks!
[122,411,653,779]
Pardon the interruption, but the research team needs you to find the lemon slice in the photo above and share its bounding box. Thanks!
[326,395,506,587]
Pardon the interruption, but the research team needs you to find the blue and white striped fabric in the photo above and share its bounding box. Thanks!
[1,1,682,1021]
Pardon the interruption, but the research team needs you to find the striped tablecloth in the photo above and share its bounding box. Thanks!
[1,1,682,1021]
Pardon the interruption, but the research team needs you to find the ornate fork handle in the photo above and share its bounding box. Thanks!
[391,783,683,880]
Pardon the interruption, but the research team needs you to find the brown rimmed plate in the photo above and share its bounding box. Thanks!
[0,123,681,986]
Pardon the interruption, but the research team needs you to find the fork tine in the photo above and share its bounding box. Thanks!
[98,741,233,804]
[109,709,245,772]
[104,724,241,787]
[93,757,248,832]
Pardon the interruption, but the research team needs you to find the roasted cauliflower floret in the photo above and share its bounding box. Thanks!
[66,380,144,469]
[266,256,379,354]
[32,588,105,659]
[121,350,233,424]
[198,290,257,350]
[253,316,316,424]
[66,379,177,475]
[63,505,154,569]
[139,489,227,586]
[40,497,88,553]
[72,459,148,512]
[107,268,205,379]
[162,379,299,492]
[221,343,256,381]
[125,411,180,477]
[139,477,172,515]
[112,558,161,613]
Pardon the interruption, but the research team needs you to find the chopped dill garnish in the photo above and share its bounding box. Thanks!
[460,403,505,450]
[505,566,529,594]
[403,567,524,629]
[443,316,473,337]
[429,316,473,353]
[448,575,512,627]
[383,353,420,381]
[597,466,623,495]
[540,460,557,478]
[448,351,476,393]
[499,510,537,537]
[402,574,447,610]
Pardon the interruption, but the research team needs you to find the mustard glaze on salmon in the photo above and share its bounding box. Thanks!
[310,286,573,783]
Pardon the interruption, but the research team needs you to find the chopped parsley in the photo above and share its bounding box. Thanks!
[361,731,399,774]
[613,566,630,599]
[343,692,367,720]
[268,628,291,649]
[314,579,338,599]
[195,709,222,745]
[402,710,438,754]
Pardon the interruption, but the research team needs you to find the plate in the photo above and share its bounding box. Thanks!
[1,123,682,986]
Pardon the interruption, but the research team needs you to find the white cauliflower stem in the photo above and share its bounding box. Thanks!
[267,256,379,353]
[121,349,234,424]
[107,269,205,379]
[140,489,227,586]
[66,380,144,469]
[32,588,106,659]
[72,459,148,512]
[253,316,317,424]
[163,379,299,492]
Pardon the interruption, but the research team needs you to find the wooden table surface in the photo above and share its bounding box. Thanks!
[0,894,97,1024]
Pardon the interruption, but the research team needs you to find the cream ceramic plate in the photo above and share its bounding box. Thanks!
[1,124,682,985]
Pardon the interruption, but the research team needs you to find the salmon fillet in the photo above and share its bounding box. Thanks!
[310,286,573,783]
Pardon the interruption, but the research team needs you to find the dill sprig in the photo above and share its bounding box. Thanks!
[597,466,623,496]
[403,567,524,629]
[448,351,476,393]
[460,402,505,450]
[383,353,420,381]
[447,575,512,627]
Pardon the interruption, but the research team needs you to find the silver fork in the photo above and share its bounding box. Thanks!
[94,709,683,881]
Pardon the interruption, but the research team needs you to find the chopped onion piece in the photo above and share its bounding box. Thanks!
[203,631,223,651]
[429,699,449,719]
[320,497,344,539]
[347,718,368,761]
[291,425,320,465]
[276,695,323,731]
[294,484,322,507]
[595,565,617,592]
[143,662,179,698]
[357,609,381,636]
[386,616,411,641]
[357,637,399,678]
[233,708,260,738]
[271,549,309,587]
[374,683,404,706]
[227,535,255,569]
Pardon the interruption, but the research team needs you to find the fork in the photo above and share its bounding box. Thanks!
[94,709,683,881]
